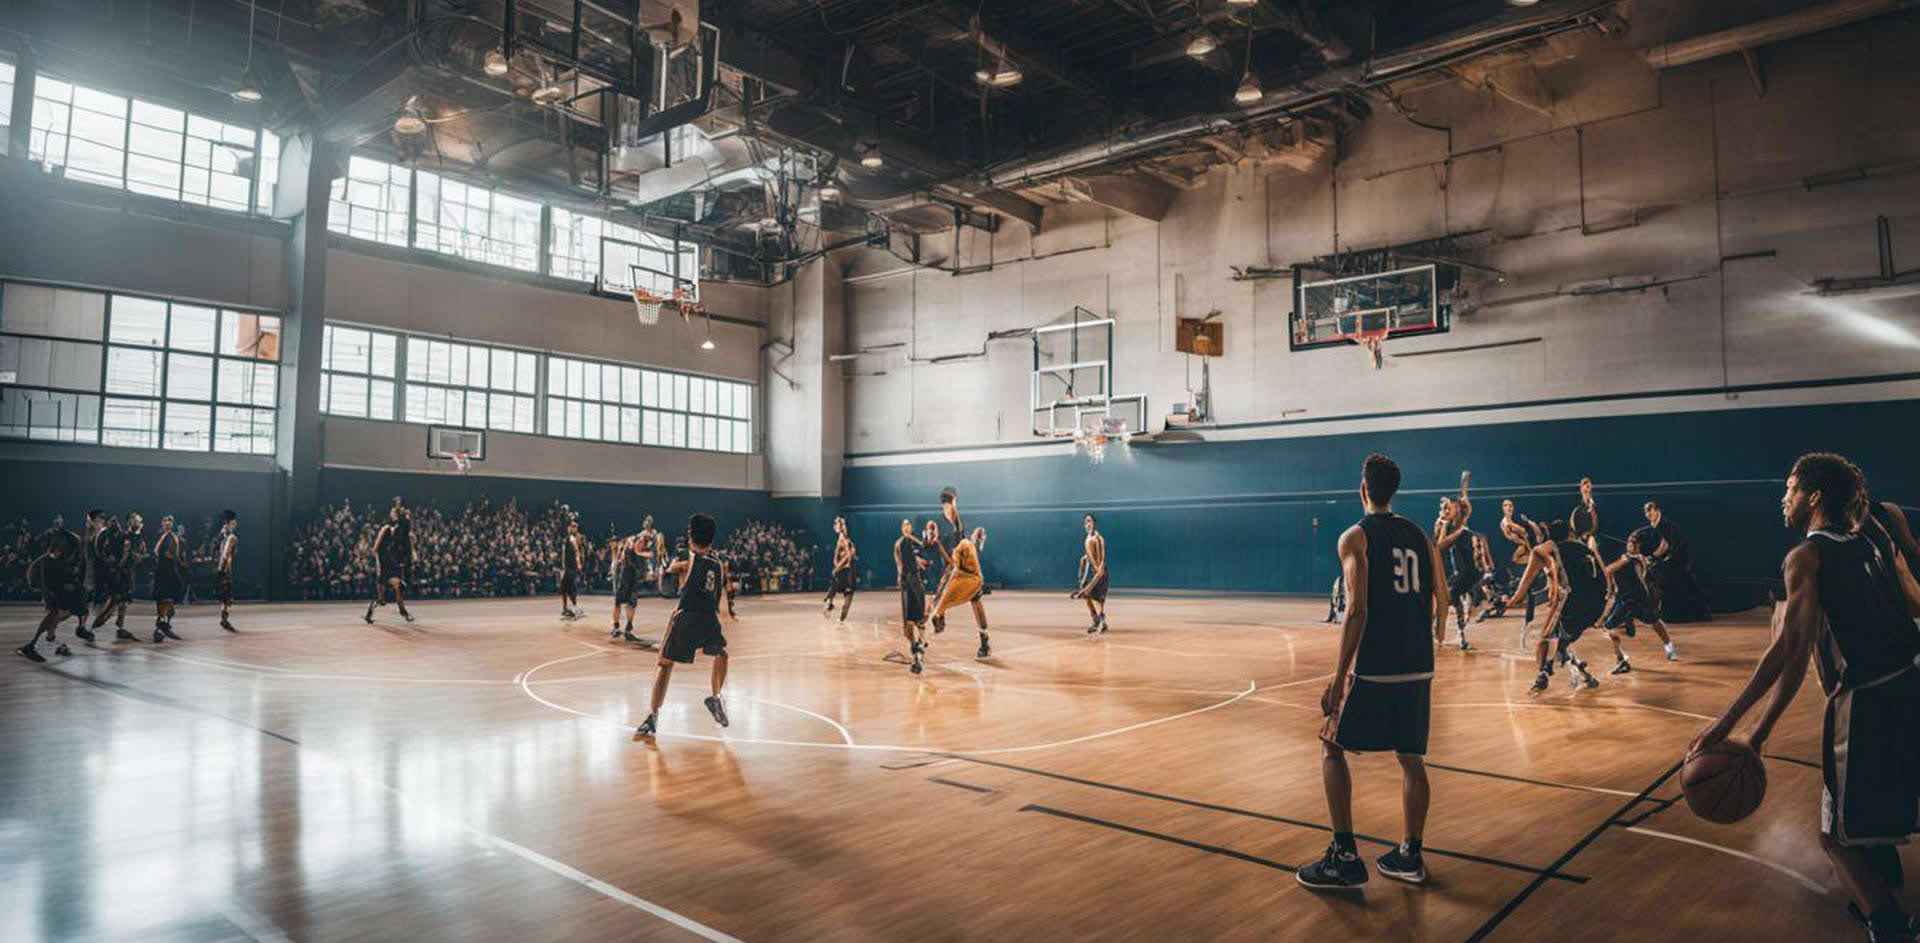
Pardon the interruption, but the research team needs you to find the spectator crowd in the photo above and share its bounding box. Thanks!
[285,499,818,601]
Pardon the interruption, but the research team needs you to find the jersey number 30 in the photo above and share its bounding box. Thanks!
[703,570,718,592]
[1392,548,1423,594]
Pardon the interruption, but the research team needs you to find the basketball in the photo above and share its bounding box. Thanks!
[1681,741,1767,824]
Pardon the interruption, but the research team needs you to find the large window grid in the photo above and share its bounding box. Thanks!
[0,280,280,453]
[319,324,399,421]
[404,336,538,434]
[327,155,412,246]
[548,355,750,453]
[415,172,542,272]
[1,58,15,156]
[28,75,280,216]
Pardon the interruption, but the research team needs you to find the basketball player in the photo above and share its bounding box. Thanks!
[1692,454,1920,943]
[929,489,992,657]
[365,505,415,624]
[824,516,856,622]
[83,510,113,638]
[637,516,662,586]
[633,514,732,739]
[1570,477,1599,544]
[85,513,143,640]
[559,518,585,620]
[1601,530,1677,673]
[214,510,238,632]
[109,512,145,636]
[610,535,652,644]
[1472,531,1502,621]
[151,515,185,638]
[1297,454,1447,890]
[1869,501,1920,575]
[1508,520,1603,693]
[1073,514,1110,635]
[1434,499,1480,650]
[894,518,930,674]
[1498,500,1539,623]
[19,528,84,662]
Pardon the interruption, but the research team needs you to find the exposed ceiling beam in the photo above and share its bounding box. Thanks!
[1075,173,1179,222]
[930,0,1116,106]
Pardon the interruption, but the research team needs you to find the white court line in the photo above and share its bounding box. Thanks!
[517,650,1259,756]
[738,695,856,745]
[1623,827,1827,894]
[144,649,514,685]
[217,900,294,943]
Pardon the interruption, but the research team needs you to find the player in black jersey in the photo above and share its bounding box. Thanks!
[85,513,141,640]
[1570,477,1599,546]
[1509,520,1603,693]
[1073,514,1110,636]
[214,511,239,632]
[1600,530,1678,673]
[929,488,991,658]
[83,510,113,638]
[609,535,649,643]
[1694,454,1920,943]
[151,514,186,638]
[894,519,930,673]
[1435,506,1480,650]
[1298,454,1448,891]
[18,522,86,662]
[559,518,586,620]
[633,514,732,739]
[366,505,416,624]
[824,517,857,622]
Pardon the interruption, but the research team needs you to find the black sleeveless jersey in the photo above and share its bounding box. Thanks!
[96,527,126,567]
[1557,539,1603,601]
[895,536,924,591]
[1354,512,1436,678]
[1446,529,1479,578]
[563,537,582,573]
[678,553,723,613]
[1806,530,1920,694]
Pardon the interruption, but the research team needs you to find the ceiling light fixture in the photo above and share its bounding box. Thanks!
[1233,28,1262,105]
[973,57,1023,88]
[700,313,716,351]
[394,96,428,135]
[1226,0,1256,6]
[1507,0,1540,5]
[483,48,511,76]
[231,1,264,102]
[820,184,841,200]
[1186,34,1217,57]
[859,144,884,169]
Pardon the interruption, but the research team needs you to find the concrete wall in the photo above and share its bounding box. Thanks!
[320,245,770,491]
[834,11,1920,601]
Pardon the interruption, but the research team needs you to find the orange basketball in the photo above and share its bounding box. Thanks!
[1681,741,1767,824]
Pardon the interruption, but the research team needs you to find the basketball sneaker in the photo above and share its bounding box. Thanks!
[75,625,95,643]
[1296,841,1368,890]
[1098,616,1109,635]
[152,627,166,643]
[1376,844,1427,884]
[1664,643,1678,661]
[221,618,236,633]
[704,696,730,728]
[364,607,376,624]
[1086,619,1101,637]
[159,624,181,641]
[633,714,657,739]
[54,643,71,657]
[910,641,925,674]
[976,634,991,659]
[1611,659,1632,675]
[17,642,44,662]
[1530,670,1550,694]
[116,628,138,642]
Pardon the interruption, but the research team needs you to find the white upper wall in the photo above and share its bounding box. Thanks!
[840,13,1920,455]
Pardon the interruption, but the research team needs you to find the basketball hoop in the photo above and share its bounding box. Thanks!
[633,287,698,327]
[451,450,472,474]
[1074,417,1131,464]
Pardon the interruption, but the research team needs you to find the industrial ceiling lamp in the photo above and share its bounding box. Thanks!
[1185,34,1217,57]
[973,54,1023,88]
[858,142,884,169]
[1226,0,1255,6]
[1233,30,1261,105]
[230,0,264,102]
[820,183,842,200]
[483,48,511,76]
[700,313,716,351]
[394,96,428,135]
[1507,0,1540,5]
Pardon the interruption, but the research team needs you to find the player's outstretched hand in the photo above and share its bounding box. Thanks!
[1689,715,1737,756]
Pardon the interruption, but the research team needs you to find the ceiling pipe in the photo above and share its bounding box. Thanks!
[1643,0,1918,68]
[981,0,1616,190]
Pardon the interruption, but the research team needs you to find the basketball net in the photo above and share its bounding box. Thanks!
[452,450,472,474]
[632,287,699,327]
[1073,418,1130,464]
[1353,328,1389,370]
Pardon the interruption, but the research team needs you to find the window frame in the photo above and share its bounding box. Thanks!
[545,352,751,454]
[0,278,282,453]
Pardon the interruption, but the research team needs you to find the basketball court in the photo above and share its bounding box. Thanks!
[0,594,1849,941]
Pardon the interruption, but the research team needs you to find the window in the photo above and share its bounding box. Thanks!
[0,58,14,156]
[30,77,128,189]
[550,207,697,296]
[415,171,542,271]
[549,356,750,453]
[0,280,280,452]
[404,336,536,433]
[319,324,398,420]
[27,75,278,215]
[549,208,639,284]
[328,155,411,247]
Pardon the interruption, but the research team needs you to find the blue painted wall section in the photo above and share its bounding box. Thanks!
[0,458,279,599]
[839,399,1920,611]
[770,496,840,586]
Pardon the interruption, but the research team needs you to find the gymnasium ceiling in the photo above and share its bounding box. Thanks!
[0,1,1850,270]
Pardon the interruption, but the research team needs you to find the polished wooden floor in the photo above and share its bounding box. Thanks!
[0,590,1901,941]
